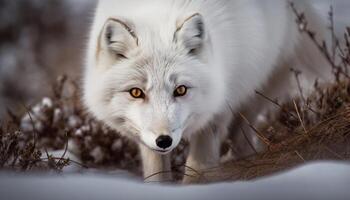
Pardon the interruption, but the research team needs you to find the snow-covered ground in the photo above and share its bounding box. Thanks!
[1,162,349,200]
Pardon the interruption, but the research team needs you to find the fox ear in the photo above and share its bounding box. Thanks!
[175,13,205,54]
[97,18,138,61]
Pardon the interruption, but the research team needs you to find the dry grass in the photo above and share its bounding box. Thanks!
[199,85,350,182]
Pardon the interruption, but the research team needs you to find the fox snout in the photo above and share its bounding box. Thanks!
[140,118,183,153]
[151,123,173,149]
[151,120,174,149]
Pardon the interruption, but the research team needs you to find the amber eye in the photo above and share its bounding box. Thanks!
[129,88,145,99]
[174,85,187,97]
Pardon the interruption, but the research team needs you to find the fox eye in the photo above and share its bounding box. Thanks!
[129,88,145,99]
[174,85,187,97]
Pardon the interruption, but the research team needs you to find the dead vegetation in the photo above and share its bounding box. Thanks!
[1,75,189,176]
[1,4,350,183]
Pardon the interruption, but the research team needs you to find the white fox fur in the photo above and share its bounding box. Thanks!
[83,0,330,182]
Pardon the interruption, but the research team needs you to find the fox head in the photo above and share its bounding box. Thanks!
[83,13,226,154]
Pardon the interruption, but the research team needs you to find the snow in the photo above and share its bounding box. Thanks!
[68,115,83,129]
[90,146,104,163]
[1,162,350,200]
[42,97,53,109]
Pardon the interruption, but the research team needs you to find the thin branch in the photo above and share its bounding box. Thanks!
[40,157,88,169]
[290,2,350,79]
[255,90,298,119]
[58,131,69,165]
[240,127,258,154]
[293,100,309,136]
[238,113,271,147]
[143,170,197,183]
[290,68,306,103]
[328,5,336,63]
[294,150,305,162]
[323,145,344,160]
[21,103,38,151]
[290,69,319,115]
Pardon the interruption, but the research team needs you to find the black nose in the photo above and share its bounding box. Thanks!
[156,135,173,149]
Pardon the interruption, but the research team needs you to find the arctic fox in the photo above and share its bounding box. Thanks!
[83,0,329,182]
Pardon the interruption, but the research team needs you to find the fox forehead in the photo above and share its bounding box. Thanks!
[113,48,188,92]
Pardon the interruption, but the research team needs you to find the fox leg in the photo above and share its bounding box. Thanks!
[183,127,221,183]
[139,144,172,182]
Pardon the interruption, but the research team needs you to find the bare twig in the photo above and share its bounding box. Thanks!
[58,131,69,165]
[143,170,198,183]
[240,127,258,154]
[323,145,344,160]
[225,101,271,147]
[294,151,305,162]
[290,2,350,80]
[238,113,271,147]
[293,100,309,136]
[328,5,336,63]
[21,103,38,150]
[40,157,88,168]
[290,69,319,115]
[255,90,298,119]
[290,68,306,103]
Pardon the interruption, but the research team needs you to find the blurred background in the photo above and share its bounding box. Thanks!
[0,0,348,120]
[0,0,95,119]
